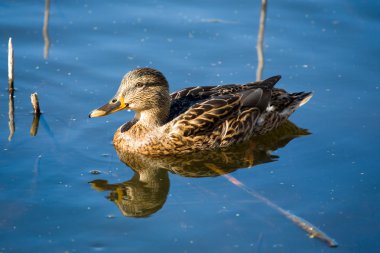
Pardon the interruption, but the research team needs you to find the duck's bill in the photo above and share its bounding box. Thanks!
[88,98,127,118]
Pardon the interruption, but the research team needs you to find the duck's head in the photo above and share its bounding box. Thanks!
[89,68,171,120]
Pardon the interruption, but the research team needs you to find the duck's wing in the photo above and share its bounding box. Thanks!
[170,93,242,137]
[168,85,218,121]
[168,76,281,138]
[168,75,281,121]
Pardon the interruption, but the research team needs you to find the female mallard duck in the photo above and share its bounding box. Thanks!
[89,68,312,156]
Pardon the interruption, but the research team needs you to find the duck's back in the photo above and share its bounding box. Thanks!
[168,78,274,121]
[162,76,312,153]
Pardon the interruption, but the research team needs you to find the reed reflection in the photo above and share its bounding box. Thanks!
[90,121,308,218]
[30,114,40,136]
[8,90,15,141]
[43,0,50,59]
[256,0,267,81]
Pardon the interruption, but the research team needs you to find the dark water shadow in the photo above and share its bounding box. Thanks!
[90,120,309,218]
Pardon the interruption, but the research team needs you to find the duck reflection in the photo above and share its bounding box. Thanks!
[90,120,308,218]
[91,168,169,218]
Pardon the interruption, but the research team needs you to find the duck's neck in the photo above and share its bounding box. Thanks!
[136,106,170,129]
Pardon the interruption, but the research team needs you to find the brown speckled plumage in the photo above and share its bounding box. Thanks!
[89,68,312,156]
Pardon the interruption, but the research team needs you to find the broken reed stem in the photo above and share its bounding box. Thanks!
[31,93,41,115]
[8,37,14,91]
[256,0,267,81]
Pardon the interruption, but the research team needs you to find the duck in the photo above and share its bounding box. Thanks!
[89,68,312,156]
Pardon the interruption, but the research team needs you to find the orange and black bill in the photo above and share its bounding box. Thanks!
[89,97,127,118]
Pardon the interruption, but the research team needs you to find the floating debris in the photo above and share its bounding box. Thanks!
[106,214,116,219]
[89,170,102,175]
[200,18,238,24]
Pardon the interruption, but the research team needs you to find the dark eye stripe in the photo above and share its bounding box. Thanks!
[141,82,161,87]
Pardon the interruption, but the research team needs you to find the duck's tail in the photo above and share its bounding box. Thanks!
[296,92,313,107]
[279,92,313,118]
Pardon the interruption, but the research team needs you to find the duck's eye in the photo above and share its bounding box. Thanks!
[136,82,145,88]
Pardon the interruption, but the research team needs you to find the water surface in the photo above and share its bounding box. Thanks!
[0,0,379,252]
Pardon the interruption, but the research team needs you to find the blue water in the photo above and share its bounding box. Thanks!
[1,0,380,252]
